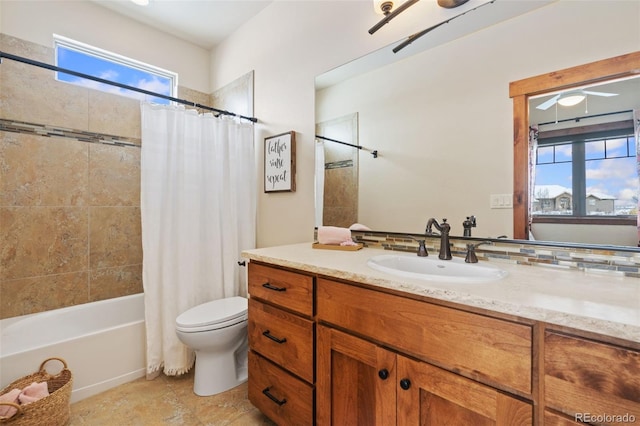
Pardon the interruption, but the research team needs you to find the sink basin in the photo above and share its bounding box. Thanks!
[367,254,508,283]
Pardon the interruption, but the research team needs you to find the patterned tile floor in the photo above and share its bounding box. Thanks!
[69,371,275,425]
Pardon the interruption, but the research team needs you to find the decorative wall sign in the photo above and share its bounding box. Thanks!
[264,131,296,192]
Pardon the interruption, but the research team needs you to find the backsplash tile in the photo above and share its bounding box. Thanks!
[328,230,640,279]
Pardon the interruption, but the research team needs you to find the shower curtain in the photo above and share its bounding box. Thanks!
[635,109,640,246]
[528,125,539,240]
[140,102,256,376]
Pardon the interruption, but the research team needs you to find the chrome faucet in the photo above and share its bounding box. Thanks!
[425,218,452,260]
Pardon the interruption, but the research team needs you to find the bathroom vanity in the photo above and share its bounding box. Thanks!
[243,243,640,425]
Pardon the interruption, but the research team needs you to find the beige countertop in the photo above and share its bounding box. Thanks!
[243,243,640,343]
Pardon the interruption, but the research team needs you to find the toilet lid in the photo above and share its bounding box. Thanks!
[176,296,248,330]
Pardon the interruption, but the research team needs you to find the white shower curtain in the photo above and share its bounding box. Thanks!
[140,102,256,377]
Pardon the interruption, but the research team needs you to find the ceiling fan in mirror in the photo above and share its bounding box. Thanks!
[535,89,618,111]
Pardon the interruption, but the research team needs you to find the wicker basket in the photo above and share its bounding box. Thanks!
[0,357,73,425]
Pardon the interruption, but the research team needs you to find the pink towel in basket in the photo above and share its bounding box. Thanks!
[18,382,49,405]
[0,388,20,418]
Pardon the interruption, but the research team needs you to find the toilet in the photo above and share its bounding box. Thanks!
[175,296,248,396]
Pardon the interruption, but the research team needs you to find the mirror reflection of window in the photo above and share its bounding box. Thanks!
[533,123,636,218]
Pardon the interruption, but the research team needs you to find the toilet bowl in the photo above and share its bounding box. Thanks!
[175,296,248,396]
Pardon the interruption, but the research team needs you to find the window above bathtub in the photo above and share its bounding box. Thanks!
[54,35,177,104]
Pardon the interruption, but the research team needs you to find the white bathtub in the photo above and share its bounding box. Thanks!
[0,293,146,403]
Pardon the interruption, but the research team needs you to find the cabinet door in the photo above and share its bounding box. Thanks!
[317,325,396,426]
[545,331,640,423]
[397,355,533,425]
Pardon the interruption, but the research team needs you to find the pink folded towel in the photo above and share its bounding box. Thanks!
[0,388,21,418]
[318,226,353,245]
[349,223,371,231]
[18,382,49,405]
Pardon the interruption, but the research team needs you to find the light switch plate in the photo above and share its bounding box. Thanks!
[490,194,512,209]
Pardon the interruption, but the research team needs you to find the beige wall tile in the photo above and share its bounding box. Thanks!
[0,58,89,129]
[0,35,214,317]
[89,207,142,270]
[0,34,50,63]
[0,272,89,318]
[0,131,89,207]
[0,207,88,280]
[88,90,141,139]
[89,143,140,207]
[89,264,142,302]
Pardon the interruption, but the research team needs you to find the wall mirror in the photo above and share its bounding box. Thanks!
[511,52,640,246]
[315,1,639,249]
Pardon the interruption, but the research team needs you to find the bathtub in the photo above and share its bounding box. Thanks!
[0,293,146,403]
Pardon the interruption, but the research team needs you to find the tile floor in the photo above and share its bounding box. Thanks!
[69,371,275,425]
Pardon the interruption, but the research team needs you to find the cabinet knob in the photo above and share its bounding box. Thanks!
[399,378,411,390]
[378,369,389,380]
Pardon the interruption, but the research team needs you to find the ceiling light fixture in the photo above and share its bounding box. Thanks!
[130,0,149,6]
[557,93,586,107]
[373,0,394,15]
[369,0,420,34]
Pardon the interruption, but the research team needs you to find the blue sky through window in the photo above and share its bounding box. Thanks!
[535,136,638,214]
[56,44,173,104]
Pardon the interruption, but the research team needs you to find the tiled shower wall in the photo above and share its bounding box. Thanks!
[0,34,210,319]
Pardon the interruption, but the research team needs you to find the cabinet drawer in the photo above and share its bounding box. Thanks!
[317,278,532,395]
[248,262,314,317]
[249,351,314,426]
[249,298,314,383]
[545,331,640,421]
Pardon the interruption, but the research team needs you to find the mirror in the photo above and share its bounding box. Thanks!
[510,52,640,245]
[315,2,640,247]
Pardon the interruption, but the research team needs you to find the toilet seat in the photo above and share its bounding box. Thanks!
[176,296,248,333]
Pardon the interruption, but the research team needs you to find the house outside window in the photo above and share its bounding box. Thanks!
[54,35,177,104]
[534,122,636,219]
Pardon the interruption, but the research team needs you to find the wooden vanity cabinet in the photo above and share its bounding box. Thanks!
[317,278,533,395]
[544,330,640,425]
[317,278,534,425]
[246,259,638,425]
[317,325,532,425]
[317,325,397,425]
[247,262,315,425]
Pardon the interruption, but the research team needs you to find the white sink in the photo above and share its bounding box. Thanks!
[367,254,508,283]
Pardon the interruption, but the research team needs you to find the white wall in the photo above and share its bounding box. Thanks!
[0,0,210,92]
[315,0,640,241]
[210,0,433,247]
[212,0,640,247]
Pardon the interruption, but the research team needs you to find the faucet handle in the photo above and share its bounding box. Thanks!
[417,240,428,257]
[464,240,493,263]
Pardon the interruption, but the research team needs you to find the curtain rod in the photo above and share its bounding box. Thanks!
[0,51,258,123]
[316,134,378,158]
[537,109,632,127]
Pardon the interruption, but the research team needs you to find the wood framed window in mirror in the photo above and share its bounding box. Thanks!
[509,51,640,241]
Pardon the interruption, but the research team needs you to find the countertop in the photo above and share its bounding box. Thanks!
[242,243,640,343]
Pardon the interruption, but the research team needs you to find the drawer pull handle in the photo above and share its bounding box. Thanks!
[400,378,411,390]
[262,330,287,344]
[378,369,389,380]
[262,387,287,406]
[262,282,287,292]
